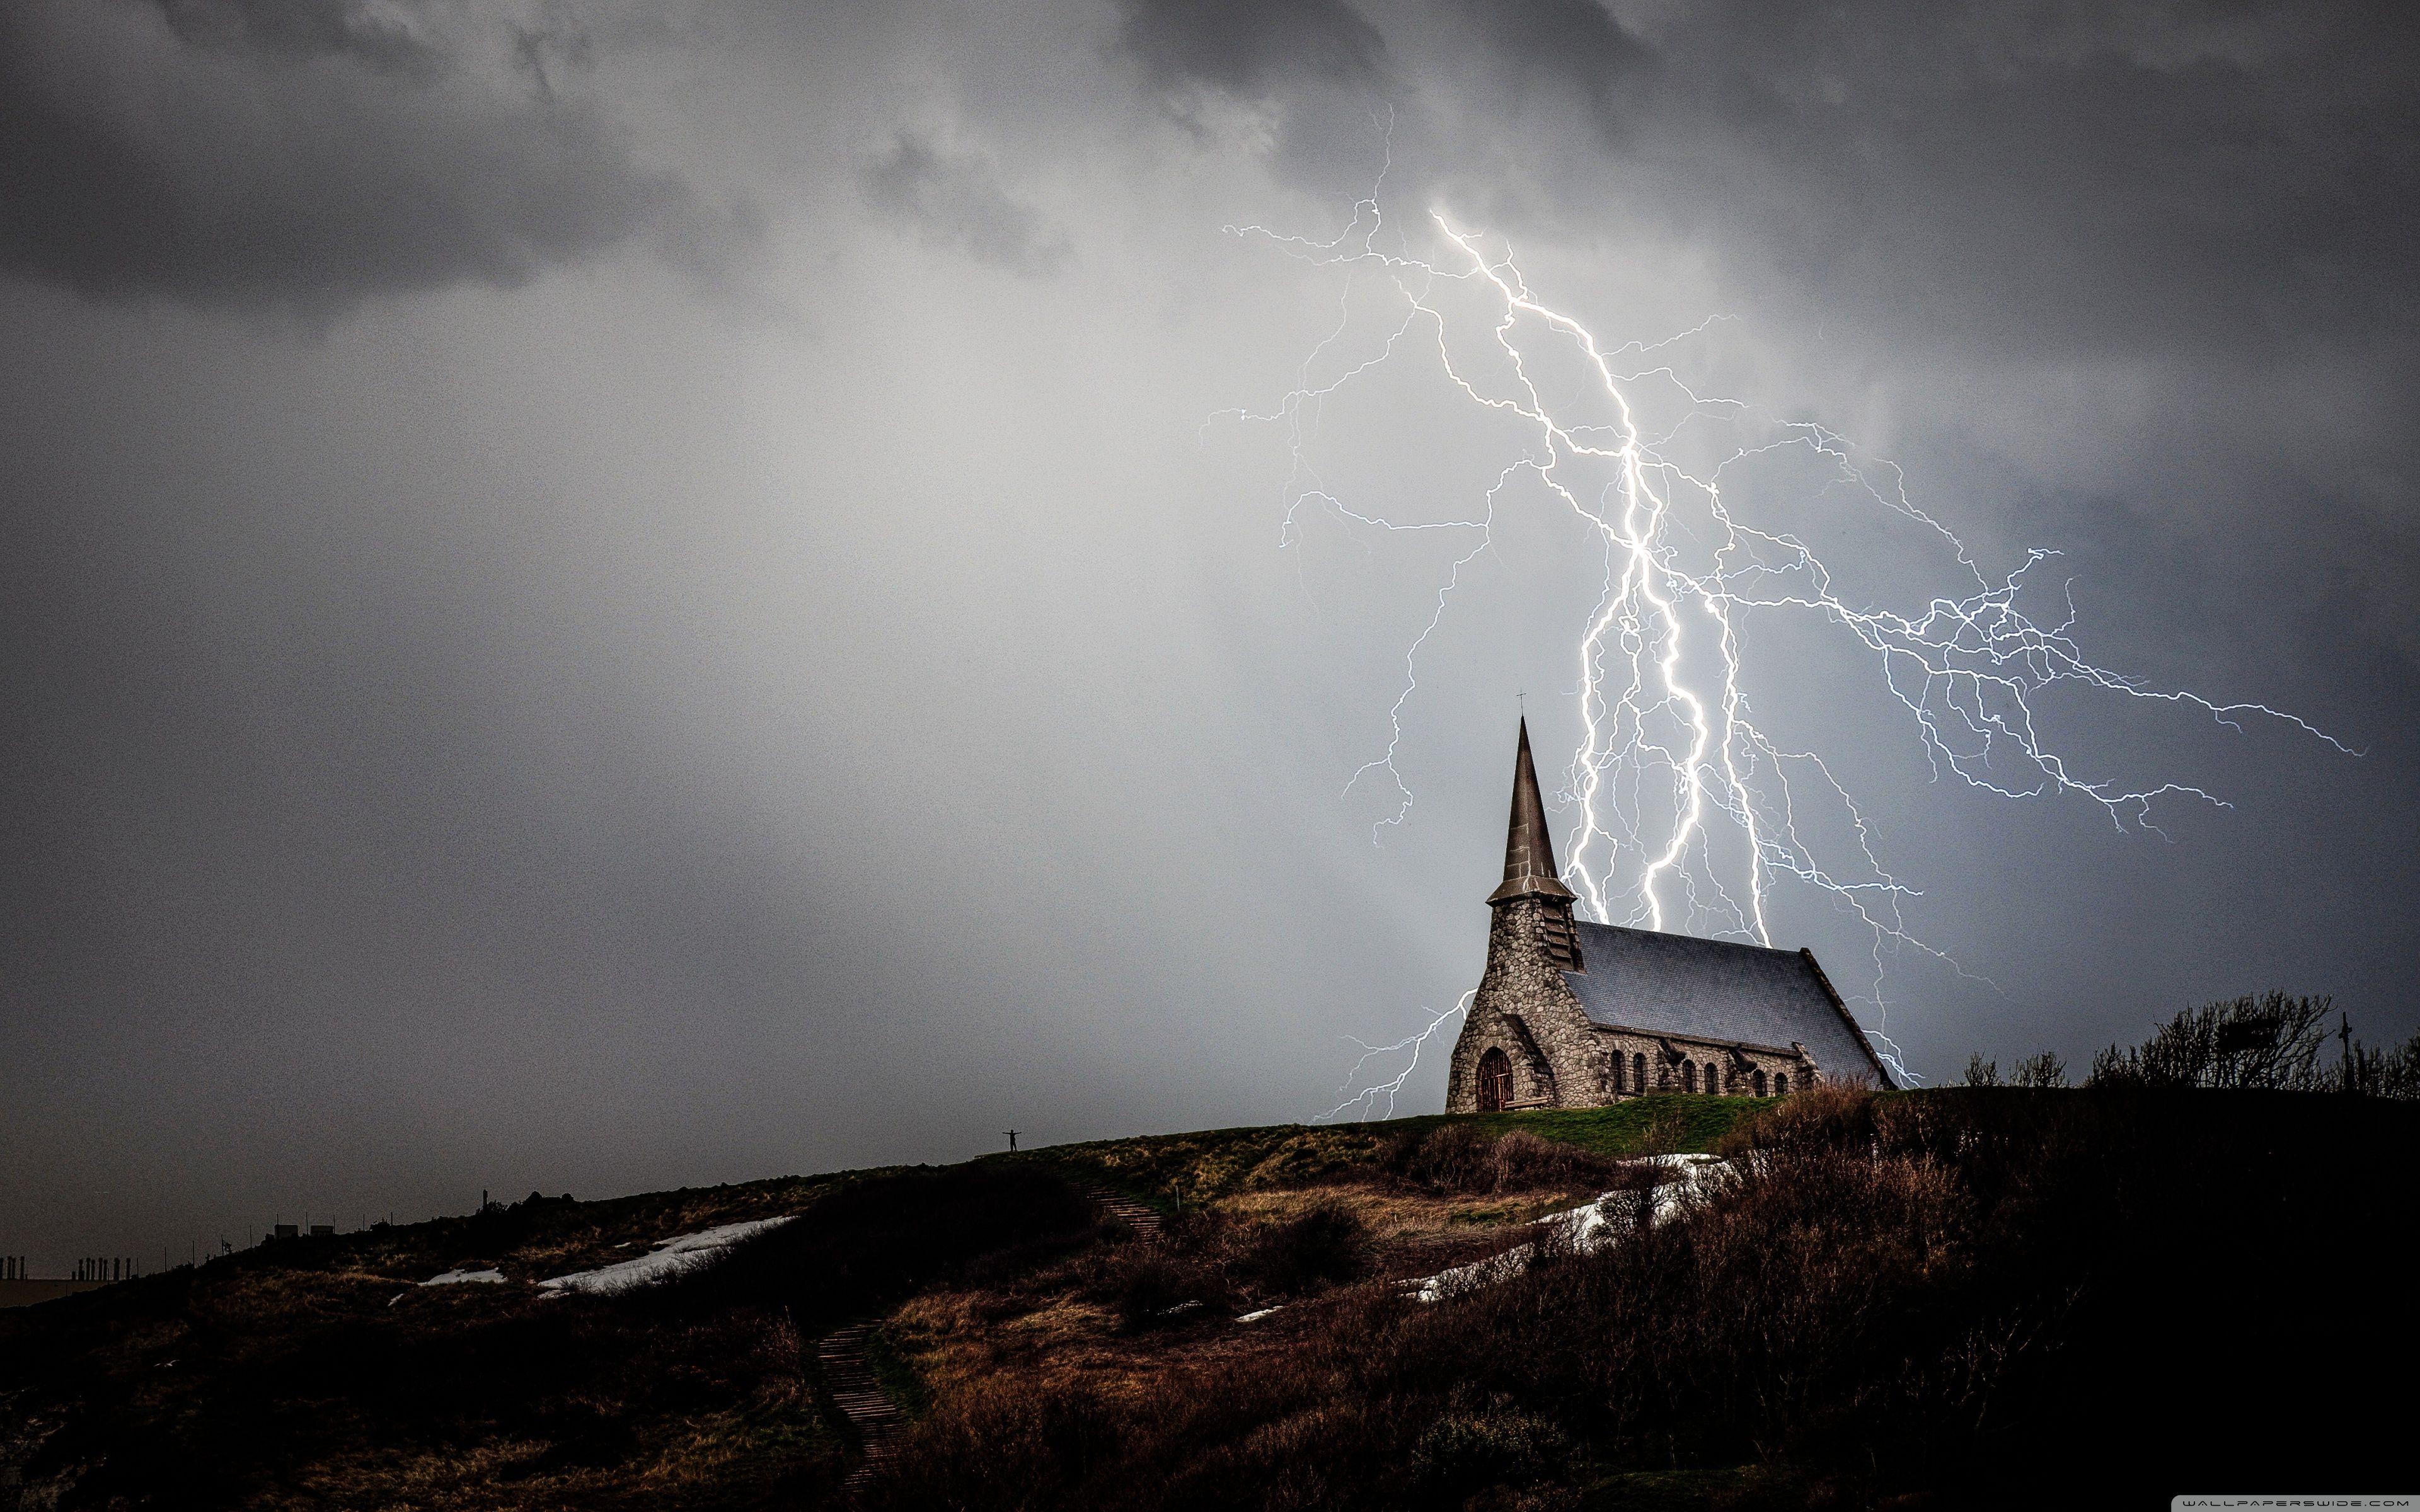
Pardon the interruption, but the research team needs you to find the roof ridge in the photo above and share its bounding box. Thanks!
[1569,918,1804,958]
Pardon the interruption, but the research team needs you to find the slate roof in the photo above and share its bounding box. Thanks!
[1561,921,1893,1087]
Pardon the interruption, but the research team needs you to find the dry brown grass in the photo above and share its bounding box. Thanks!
[18,1095,2411,1510]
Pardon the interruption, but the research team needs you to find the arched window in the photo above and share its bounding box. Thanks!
[1633,1053,1647,1096]
[1610,1055,1623,1095]
[1682,1062,1697,1093]
[1753,1068,1768,1096]
[1774,1073,1788,1096]
[1477,1047,1514,1113]
[1705,1061,1720,1095]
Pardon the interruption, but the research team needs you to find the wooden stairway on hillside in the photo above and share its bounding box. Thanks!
[1078,1183,1164,1242]
[817,1322,903,1493]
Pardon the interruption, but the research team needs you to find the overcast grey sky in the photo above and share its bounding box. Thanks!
[4,0,2416,1269]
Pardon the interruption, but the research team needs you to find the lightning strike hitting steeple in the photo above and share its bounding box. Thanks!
[1242,174,2353,1105]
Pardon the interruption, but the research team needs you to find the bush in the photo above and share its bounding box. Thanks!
[1410,1394,1566,1500]
[2088,991,2332,1090]
[1486,1130,1618,1192]
[2009,1051,2067,1088]
[2346,1027,2420,1099]
[1390,1122,1497,1191]
[1390,1125,1620,1195]
[1966,1051,2067,1088]
[1238,1202,1373,1296]
[865,1375,1121,1512]
[1100,1246,1226,1331]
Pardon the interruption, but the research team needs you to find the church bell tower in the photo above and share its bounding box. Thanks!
[1488,718,1583,971]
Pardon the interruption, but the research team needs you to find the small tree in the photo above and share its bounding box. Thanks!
[1962,1054,2001,1087]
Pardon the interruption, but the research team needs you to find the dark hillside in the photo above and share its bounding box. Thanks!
[3,1091,2413,1509]
[877,1089,2420,1511]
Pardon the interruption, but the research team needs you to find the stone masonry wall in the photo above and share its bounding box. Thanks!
[1448,897,1827,1111]
[1595,1031,1822,1098]
[1446,896,1613,1112]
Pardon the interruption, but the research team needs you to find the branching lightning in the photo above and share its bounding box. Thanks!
[1323,992,1473,1121]
[1230,168,2353,1109]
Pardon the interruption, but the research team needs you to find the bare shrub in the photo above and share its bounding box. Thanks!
[1962,1054,2000,1087]
[1393,1122,1497,1191]
[1097,1246,1226,1331]
[1388,1125,1614,1195]
[2088,992,2332,1089]
[1717,1081,1876,1162]
[1410,1392,1567,1499]
[2387,1034,2420,1099]
[1237,1201,1373,1297]
[2010,1051,2068,1089]
[865,1374,1121,1512]
[2345,1027,2420,1099]
[1485,1131,1619,1193]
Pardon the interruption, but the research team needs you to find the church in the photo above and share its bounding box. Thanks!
[1446,721,1894,1112]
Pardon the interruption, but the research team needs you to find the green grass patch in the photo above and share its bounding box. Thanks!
[863,1322,929,1422]
[1456,1095,1754,1157]
[1011,1095,1761,1209]
[1446,1204,1518,1227]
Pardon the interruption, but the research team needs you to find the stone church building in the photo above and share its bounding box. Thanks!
[1446,721,1895,1112]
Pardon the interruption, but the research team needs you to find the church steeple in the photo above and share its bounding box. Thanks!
[1487,718,1577,905]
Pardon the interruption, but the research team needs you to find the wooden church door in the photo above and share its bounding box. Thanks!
[1478,1047,1514,1112]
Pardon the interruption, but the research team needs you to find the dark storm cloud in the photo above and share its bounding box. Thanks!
[1115,0,1387,92]
[1114,0,2417,362]
[0,0,737,315]
[1642,2,2417,362]
[1448,0,1654,138]
[152,0,448,76]
[859,132,1073,278]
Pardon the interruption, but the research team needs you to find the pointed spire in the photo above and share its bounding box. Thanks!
[1489,717,1576,904]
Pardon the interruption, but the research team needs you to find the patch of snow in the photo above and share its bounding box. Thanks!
[1235,1307,1281,1323]
[536,1216,792,1297]
[420,1268,507,1286]
[1405,1154,1727,1304]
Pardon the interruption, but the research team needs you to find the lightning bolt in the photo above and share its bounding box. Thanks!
[1238,169,2353,1108]
[1323,992,1473,1122]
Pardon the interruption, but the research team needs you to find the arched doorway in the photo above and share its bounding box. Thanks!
[1477,1047,1514,1112]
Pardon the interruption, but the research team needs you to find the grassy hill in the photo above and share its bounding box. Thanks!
[3,1089,2414,1510]
[1022,1094,1754,1210]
